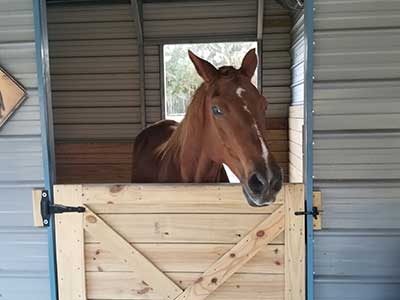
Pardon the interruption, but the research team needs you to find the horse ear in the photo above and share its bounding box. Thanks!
[240,48,258,78]
[188,50,218,83]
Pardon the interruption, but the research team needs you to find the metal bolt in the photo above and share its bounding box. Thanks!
[312,109,315,113]
[42,192,47,197]
[312,76,316,80]
[313,41,316,46]
[43,219,49,225]
[312,141,315,145]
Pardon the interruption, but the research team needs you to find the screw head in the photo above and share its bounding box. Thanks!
[43,219,49,225]
[42,192,47,197]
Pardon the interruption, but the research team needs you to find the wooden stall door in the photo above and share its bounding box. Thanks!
[53,183,305,300]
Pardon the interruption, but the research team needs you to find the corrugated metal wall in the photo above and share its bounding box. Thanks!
[262,0,291,179]
[0,0,50,299]
[48,2,143,140]
[313,1,400,299]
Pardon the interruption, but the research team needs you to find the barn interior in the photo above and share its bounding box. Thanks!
[45,0,305,184]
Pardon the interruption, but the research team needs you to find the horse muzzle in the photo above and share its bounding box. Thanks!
[242,168,283,207]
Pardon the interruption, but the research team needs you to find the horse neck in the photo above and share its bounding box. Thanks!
[165,86,222,182]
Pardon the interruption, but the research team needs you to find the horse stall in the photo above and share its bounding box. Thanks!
[27,1,313,299]
[1,0,400,300]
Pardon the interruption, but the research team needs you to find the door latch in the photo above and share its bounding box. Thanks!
[41,190,85,226]
[294,206,321,220]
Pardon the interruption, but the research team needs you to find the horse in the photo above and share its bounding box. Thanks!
[132,49,282,206]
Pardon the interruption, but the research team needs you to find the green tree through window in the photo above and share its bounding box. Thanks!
[163,42,258,121]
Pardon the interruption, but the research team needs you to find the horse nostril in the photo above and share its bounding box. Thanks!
[248,173,266,195]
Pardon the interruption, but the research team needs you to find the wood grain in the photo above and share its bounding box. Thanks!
[313,191,322,230]
[284,184,305,300]
[83,206,183,300]
[174,206,285,300]
[86,272,284,300]
[82,183,284,214]
[31,189,43,227]
[84,213,285,244]
[85,243,284,274]
[54,185,86,300]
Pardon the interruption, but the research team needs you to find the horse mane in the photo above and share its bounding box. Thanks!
[156,82,210,160]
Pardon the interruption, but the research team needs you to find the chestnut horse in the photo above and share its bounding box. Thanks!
[132,49,282,206]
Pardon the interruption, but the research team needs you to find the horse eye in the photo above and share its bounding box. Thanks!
[212,105,223,116]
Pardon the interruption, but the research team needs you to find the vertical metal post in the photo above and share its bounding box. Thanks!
[160,44,166,119]
[130,0,146,128]
[256,0,264,91]
[33,0,58,299]
[304,0,315,299]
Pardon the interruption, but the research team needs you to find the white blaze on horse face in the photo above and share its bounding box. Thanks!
[242,104,269,168]
[253,123,269,166]
[236,87,246,98]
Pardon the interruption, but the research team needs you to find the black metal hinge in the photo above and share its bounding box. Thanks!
[41,190,85,227]
[294,206,321,220]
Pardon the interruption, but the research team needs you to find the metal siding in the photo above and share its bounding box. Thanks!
[313,0,400,298]
[143,0,257,42]
[0,0,50,299]
[262,0,291,118]
[47,2,142,141]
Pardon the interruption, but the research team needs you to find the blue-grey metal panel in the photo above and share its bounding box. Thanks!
[313,0,400,298]
[0,0,50,299]
[47,2,145,141]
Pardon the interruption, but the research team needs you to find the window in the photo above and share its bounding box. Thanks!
[163,42,258,121]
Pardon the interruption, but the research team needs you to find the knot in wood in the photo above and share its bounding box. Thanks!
[211,277,218,284]
[110,185,123,193]
[256,230,265,237]
[86,215,97,223]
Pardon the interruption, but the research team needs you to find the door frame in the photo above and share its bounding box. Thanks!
[33,1,58,300]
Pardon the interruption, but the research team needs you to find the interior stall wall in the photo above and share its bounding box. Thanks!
[312,1,400,299]
[47,2,141,182]
[0,1,50,299]
[261,0,291,180]
[288,11,304,183]
[49,0,292,183]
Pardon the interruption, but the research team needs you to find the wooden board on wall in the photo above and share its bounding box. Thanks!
[288,105,303,183]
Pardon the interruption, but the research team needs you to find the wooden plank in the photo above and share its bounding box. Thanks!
[284,184,305,300]
[267,139,288,152]
[84,213,285,244]
[56,164,132,184]
[265,117,288,129]
[289,141,302,156]
[272,151,289,163]
[83,206,183,300]
[289,151,303,173]
[289,105,303,119]
[82,184,284,214]
[55,142,133,164]
[313,191,322,231]
[31,189,43,227]
[174,206,285,300]
[289,117,303,131]
[85,243,284,274]
[289,163,303,184]
[289,129,302,145]
[265,129,288,141]
[86,272,284,300]
[54,185,86,300]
